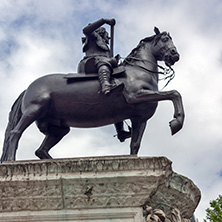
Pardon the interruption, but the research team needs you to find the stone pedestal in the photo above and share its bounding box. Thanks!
[0,156,200,222]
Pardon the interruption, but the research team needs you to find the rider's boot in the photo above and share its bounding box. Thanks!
[98,68,112,95]
[115,122,131,142]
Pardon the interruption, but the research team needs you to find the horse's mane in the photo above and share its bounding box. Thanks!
[123,35,156,63]
[123,32,166,64]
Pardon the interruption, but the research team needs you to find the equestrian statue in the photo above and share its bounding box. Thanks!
[1,18,184,162]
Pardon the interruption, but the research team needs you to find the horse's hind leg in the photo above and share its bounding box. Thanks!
[6,104,44,161]
[35,125,70,159]
[130,119,147,155]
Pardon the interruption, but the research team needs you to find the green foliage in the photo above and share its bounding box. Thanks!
[204,195,222,222]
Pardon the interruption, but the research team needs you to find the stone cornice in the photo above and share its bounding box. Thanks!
[0,156,200,220]
[0,155,172,180]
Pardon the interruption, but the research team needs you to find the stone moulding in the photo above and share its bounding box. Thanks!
[0,156,201,222]
[0,208,142,222]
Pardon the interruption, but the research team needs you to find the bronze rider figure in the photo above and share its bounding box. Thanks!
[78,18,131,142]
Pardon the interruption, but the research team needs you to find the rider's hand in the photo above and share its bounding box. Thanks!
[105,18,116,26]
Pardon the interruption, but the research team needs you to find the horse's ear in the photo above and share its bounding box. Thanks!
[154,27,160,35]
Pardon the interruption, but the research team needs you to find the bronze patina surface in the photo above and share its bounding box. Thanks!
[1,19,184,161]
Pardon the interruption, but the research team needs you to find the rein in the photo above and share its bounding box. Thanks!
[122,56,175,89]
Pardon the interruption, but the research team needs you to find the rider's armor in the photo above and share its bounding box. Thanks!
[78,20,118,95]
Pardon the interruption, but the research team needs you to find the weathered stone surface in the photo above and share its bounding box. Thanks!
[0,156,200,221]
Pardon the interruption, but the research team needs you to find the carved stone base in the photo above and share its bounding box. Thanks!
[0,156,201,221]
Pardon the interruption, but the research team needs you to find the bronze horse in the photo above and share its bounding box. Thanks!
[1,27,184,162]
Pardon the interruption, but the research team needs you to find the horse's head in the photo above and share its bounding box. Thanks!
[151,27,180,67]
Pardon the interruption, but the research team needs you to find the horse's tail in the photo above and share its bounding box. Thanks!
[1,90,26,162]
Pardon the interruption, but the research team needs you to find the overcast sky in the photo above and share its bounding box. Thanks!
[0,0,222,220]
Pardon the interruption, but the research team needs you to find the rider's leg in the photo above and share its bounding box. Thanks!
[114,121,131,142]
[97,65,112,95]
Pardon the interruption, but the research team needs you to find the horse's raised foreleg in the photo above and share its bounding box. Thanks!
[125,89,184,135]
[130,119,147,155]
[35,125,70,159]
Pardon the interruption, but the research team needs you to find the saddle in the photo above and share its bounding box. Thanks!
[64,65,125,80]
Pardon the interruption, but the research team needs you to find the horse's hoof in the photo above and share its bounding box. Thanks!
[35,150,53,159]
[169,119,182,135]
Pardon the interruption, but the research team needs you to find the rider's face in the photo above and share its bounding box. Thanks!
[103,32,109,44]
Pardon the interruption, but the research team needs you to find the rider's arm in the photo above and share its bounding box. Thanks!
[83,18,115,35]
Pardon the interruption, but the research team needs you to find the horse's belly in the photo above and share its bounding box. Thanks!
[50,86,131,128]
[24,74,158,128]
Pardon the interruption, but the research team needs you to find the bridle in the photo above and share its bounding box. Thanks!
[122,56,175,89]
